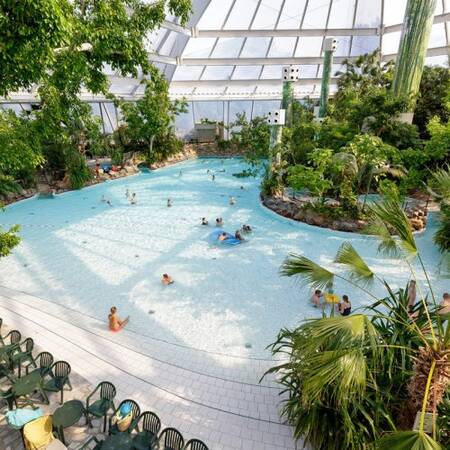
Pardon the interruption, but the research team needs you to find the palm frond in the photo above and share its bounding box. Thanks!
[363,216,400,257]
[280,253,334,290]
[429,166,450,201]
[377,431,443,450]
[334,242,375,286]
[365,199,417,257]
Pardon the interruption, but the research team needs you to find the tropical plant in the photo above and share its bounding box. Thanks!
[266,198,449,449]
[286,164,333,201]
[0,223,20,258]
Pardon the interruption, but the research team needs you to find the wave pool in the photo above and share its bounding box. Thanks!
[0,158,446,357]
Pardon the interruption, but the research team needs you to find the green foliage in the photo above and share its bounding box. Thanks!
[65,149,91,189]
[0,110,44,193]
[287,165,333,199]
[424,117,450,164]
[0,0,71,96]
[0,0,192,97]
[230,113,271,164]
[414,66,450,138]
[0,224,21,257]
[120,70,186,163]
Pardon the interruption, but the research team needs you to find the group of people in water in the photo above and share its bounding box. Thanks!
[200,216,252,242]
[311,290,352,316]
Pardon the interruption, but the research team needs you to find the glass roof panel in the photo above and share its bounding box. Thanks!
[355,0,381,28]
[302,0,332,29]
[211,38,245,58]
[382,31,401,55]
[299,65,320,78]
[268,37,297,57]
[197,0,233,29]
[328,0,357,29]
[429,23,447,48]
[260,65,283,79]
[202,66,234,80]
[333,36,351,57]
[241,37,272,58]
[383,0,407,26]
[252,0,284,29]
[183,38,217,57]
[232,66,263,79]
[295,37,323,57]
[223,0,259,30]
[277,0,307,30]
[351,35,380,56]
[172,66,205,80]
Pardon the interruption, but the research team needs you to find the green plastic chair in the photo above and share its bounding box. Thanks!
[25,351,54,378]
[10,337,35,377]
[85,381,116,432]
[133,411,161,450]
[43,361,72,404]
[184,439,209,450]
[108,399,140,435]
[1,330,21,347]
[159,428,185,450]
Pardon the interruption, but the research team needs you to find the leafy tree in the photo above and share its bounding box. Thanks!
[0,224,20,258]
[120,69,187,163]
[0,110,44,193]
[0,0,192,96]
[423,117,450,165]
[0,0,71,96]
[414,66,450,138]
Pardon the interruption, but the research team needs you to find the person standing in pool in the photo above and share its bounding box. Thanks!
[108,307,129,332]
[167,198,172,207]
[407,280,417,312]
[338,295,352,316]
[130,193,137,205]
[162,274,174,285]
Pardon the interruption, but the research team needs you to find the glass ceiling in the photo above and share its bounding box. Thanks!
[4,0,450,102]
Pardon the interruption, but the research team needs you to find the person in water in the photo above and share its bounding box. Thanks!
[162,273,174,285]
[201,217,209,225]
[107,200,113,207]
[108,306,129,332]
[407,280,417,312]
[212,174,215,181]
[229,196,236,205]
[310,290,323,307]
[125,189,130,199]
[218,232,228,241]
[167,198,172,207]
[216,218,223,227]
[339,295,352,316]
[130,193,137,205]
[101,195,106,202]
[242,224,252,233]
[439,292,450,317]
[235,230,243,241]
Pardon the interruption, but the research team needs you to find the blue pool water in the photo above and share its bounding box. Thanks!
[0,158,447,357]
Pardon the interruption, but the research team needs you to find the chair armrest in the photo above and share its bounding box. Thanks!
[85,385,100,410]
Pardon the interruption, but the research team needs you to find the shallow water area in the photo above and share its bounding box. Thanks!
[0,158,446,358]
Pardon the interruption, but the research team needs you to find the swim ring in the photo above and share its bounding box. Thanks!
[209,229,243,246]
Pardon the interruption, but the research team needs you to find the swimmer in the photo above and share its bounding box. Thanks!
[108,306,129,332]
[212,174,215,181]
[107,200,113,207]
[229,196,236,205]
[242,224,252,233]
[125,189,130,199]
[179,170,182,177]
[130,193,137,205]
[240,186,244,190]
[216,218,223,227]
[201,217,209,225]
[235,230,244,241]
[167,198,172,207]
[162,273,174,285]
[218,232,228,241]
[207,169,210,174]
[101,195,106,202]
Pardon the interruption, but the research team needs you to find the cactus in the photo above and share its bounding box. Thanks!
[392,0,438,103]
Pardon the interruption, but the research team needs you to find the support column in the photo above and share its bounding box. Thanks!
[282,80,295,128]
[318,38,337,118]
[392,0,438,103]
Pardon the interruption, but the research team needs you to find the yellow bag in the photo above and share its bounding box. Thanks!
[23,416,54,450]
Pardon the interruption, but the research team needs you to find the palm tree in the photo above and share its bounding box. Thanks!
[268,198,449,449]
